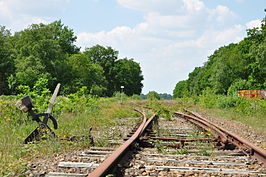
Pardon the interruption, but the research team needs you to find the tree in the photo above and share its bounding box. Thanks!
[11,21,79,91]
[247,16,266,88]
[158,93,172,100]
[67,53,107,95]
[84,45,118,96]
[0,21,145,96]
[173,80,188,98]
[147,91,160,100]
[113,58,143,96]
[0,26,13,94]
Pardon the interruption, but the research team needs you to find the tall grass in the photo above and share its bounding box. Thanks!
[193,89,266,133]
[0,94,141,176]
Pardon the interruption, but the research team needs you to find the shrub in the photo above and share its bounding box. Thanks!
[113,91,128,101]
[197,88,219,108]
[216,95,240,108]
[131,94,141,100]
[147,91,160,100]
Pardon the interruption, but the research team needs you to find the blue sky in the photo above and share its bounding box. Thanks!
[0,0,265,94]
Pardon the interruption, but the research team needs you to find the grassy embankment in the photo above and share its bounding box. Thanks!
[0,95,141,176]
[175,90,266,134]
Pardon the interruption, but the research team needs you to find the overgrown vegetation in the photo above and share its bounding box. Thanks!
[0,79,141,176]
[194,90,266,133]
[1,81,265,175]
[172,87,266,133]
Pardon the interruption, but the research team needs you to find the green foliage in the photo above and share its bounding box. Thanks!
[173,12,266,96]
[131,94,141,100]
[173,80,188,98]
[216,96,240,109]
[197,88,247,109]
[11,21,79,90]
[0,21,144,97]
[0,26,13,94]
[147,91,160,100]
[113,91,128,101]
[158,93,173,100]
[113,58,143,96]
[33,78,51,96]
[0,98,26,124]
[148,101,172,120]
[66,86,98,113]
[113,107,138,119]
[227,79,252,96]
[16,77,52,113]
[175,148,188,155]
[197,88,218,108]
[154,140,167,153]
[84,45,118,96]
[196,88,266,118]
[67,53,107,95]
[140,94,147,99]
[141,93,172,100]
[14,78,98,116]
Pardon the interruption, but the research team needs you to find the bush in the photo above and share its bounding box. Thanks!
[64,86,98,113]
[131,94,141,100]
[113,92,128,101]
[216,95,240,108]
[197,88,219,108]
[195,87,266,117]
[0,99,26,124]
[227,79,252,96]
[147,91,160,100]
[148,101,172,120]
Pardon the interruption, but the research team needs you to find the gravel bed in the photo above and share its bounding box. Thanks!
[122,116,266,177]
[193,111,266,148]
[21,116,139,176]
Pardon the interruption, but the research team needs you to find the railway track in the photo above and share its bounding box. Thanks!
[45,109,266,177]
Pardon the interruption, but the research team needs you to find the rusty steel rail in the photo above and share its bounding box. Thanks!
[88,109,157,177]
[175,111,228,146]
[175,111,266,166]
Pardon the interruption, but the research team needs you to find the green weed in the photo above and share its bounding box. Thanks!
[175,148,188,155]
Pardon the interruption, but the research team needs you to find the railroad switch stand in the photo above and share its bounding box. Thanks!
[16,84,60,144]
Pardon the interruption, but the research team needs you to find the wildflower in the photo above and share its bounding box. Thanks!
[5,117,11,121]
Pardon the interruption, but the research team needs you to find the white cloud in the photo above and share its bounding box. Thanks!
[246,19,262,29]
[212,5,237,25]
[195,25,244,47]
[0,2,13,21]
[0,0,68,15]
[117,0,184,14]
[183,0,205,12]
[76,0,246,93]
[0,0,68,31]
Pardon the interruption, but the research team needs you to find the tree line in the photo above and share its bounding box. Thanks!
[141,92,172,100]
[0,21,144,96]
[173,12,266,98]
